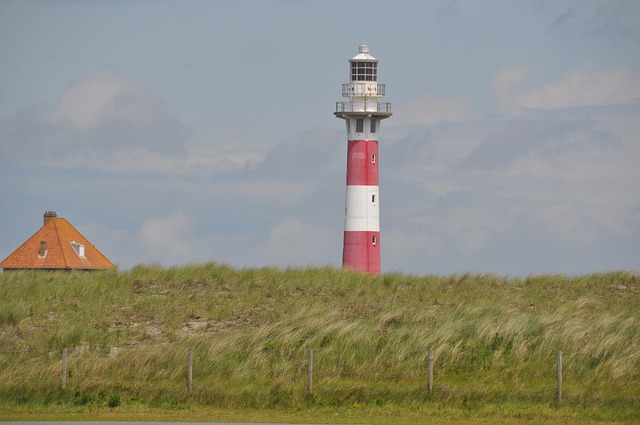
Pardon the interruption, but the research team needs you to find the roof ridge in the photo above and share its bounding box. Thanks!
[53,218,70,268]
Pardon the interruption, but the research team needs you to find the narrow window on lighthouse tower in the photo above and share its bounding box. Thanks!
[355,119,364,133]
[370,118,377,133]
[371,154,376,164]
[372,235,377,245]
[372,194,376,203]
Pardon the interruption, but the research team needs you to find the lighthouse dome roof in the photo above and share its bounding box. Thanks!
[350,45,378,62]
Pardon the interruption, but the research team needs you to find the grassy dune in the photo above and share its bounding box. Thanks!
[0,264,638,423]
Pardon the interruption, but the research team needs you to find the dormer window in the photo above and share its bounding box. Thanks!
[70,241,85,258]
[38,240,47,258]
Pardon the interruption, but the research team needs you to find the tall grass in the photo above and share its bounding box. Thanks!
[0,265,638,416]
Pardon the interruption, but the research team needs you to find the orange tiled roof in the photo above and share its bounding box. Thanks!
[0,215,114,270]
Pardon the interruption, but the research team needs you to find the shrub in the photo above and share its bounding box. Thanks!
[108,393,120,408]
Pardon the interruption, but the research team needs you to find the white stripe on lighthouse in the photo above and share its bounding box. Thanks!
[344,185,380,232]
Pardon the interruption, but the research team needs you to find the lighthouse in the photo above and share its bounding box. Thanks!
[335,45,392,274]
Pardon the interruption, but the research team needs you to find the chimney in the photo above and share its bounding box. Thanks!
[43,211,57,226]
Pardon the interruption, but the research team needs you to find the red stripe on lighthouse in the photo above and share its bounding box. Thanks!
[346,140,378,186]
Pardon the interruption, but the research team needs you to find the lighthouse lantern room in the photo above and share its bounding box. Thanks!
[335,45,392,274]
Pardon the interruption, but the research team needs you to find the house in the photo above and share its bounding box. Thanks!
[0,212,114,271]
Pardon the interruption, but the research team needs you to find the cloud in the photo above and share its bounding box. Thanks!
[137,211,195,262]
[51,71,167,131]
[492,66,528,113]
[2,71,347,177]
[493,66,640,113]
[49,71,191,155]
[549,1,640,40]
[517,68,640,110]
[45,145,262,176]
[376,99,640,274]
[255,218,337,267]
[77,222,138,269]
[395,94,475,126]
[404,200,519,255]
[0,71,191,167]
[437,0,460,19]
[457,117,622,172]
[79,212,201,268]
[526,202,597,245]
[254,128,344,178]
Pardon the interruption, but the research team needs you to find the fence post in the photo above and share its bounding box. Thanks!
[61,348,67,390]
[557,350,562,404]
[188,347,193,392]
[428,347,434,396]
[307,347,313,395]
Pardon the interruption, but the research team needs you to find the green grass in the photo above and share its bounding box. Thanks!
[0,264,639,423]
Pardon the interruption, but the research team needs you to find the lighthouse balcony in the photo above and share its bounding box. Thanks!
[342,83,386,97]
[335,101,392,115]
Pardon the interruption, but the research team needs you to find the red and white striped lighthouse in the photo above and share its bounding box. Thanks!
[335,45,392,274]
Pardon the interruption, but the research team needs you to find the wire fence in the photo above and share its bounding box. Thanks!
[0,346,566,404]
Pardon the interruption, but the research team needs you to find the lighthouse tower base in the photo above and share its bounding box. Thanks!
[343,231,380,273]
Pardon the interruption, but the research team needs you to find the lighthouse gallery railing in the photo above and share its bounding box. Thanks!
[335,101,392,114]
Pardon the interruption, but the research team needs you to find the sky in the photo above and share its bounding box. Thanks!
[1,0,639,276]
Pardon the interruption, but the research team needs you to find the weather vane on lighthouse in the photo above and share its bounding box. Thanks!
[335,45,392,274]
